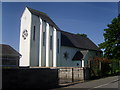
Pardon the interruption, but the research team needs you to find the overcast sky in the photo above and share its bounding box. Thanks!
[2,2,118,51]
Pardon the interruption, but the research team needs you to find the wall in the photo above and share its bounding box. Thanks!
[84,50,102,67]
[41,20,46,67]
[60,46,102,67]
[2,68,59,89]
[57,31,61,67]
[57,67,90,84]
[19,8,32,67]
[29,12,59,67]
[49,26,54,67]
[60,46,82,67]
[30,14,40,67]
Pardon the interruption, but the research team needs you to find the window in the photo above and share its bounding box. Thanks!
[50,36,53,50]
[57,39,59,53]
[22,29,28,40]
[33,26,35,40]
[43,32,46,46]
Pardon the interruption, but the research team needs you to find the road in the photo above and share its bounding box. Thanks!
[56,75,120,89]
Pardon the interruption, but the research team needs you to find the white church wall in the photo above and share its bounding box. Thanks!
[83,50,102,67]
[38,18,42,67]
[45,23,50,67]
[19,8,32,67]
[53,28,57,67]
[41,21,46,67]
[49,25,53,67]
[82,51,89,67]
[60,46,82,67]
[56,31,61,67]
[30,14,40,67]
[60,46,102,67]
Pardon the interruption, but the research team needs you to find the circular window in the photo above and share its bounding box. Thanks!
[22,29,28,40]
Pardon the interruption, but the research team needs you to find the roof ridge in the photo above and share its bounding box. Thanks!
[61,30,88,39]
[27,7,48,17]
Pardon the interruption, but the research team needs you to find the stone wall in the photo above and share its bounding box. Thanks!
[56,67,90,84]
[2,68,59,89]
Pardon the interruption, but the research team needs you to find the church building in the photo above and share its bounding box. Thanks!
[19,7,102,67]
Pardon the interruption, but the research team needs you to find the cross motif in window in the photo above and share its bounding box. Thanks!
[22,29,28,40]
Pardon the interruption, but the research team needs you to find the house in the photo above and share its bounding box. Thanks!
[19,7,102,67]
[0,44,21,67]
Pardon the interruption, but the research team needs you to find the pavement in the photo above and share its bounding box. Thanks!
[54,75,120,90]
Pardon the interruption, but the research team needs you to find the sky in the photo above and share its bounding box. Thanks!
[2,2,118,51]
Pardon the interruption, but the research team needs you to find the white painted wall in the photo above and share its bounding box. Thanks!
[49,26,53,67]
[41,21,46,67]
[60,46,101,67]
[30,14,40,67]
[45,23,50,67]
[56,31,61,67]
[60,46,82,67]
[53,28,57,67]
[38,18,42,67]
[19,8,32,67]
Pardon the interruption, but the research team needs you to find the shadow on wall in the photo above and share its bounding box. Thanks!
[2,68,59,89]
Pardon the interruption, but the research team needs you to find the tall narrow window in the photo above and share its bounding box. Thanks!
[57,39,59,53]
[43,32,46,46]
[33,26,35,41]
[50,36,53,50]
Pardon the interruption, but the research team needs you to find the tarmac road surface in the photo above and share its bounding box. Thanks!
[56,75,120,90]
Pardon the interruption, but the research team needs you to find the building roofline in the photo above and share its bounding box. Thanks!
[26,7,61,31]
[61,30,102,52]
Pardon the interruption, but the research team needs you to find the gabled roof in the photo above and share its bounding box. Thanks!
[72,50,89,60]
[27,7,61,31]
[72,51,83,60]
[61,31,102,51]
[0,44,21,57]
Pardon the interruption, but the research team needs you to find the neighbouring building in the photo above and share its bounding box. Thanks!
[0,44,21,67]
[19,7,102,67]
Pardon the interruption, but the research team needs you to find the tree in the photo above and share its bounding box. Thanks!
[98,15,120,60]
[76,33,87,37]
